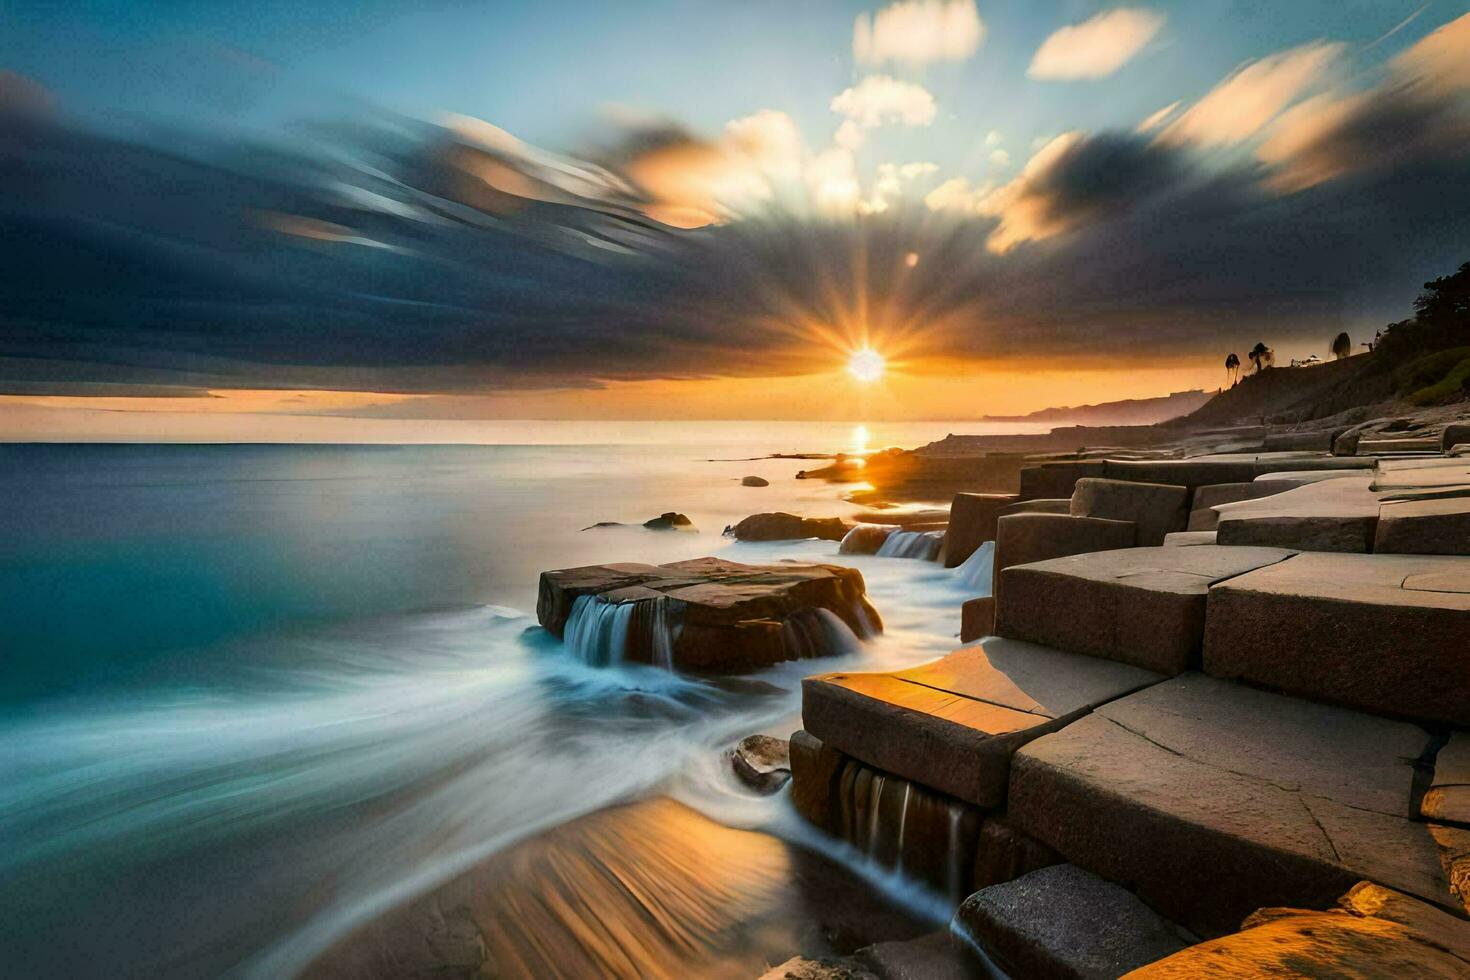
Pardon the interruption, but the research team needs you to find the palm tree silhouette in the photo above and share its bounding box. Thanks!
[1225,352,1240,385]
[1331,331,1351,360]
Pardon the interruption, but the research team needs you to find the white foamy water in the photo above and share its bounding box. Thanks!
[0,429,1016,977]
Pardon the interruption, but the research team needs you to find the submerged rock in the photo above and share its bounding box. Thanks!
[730,734,791,794]
[643,512,695,531]
[538,557,881,672]
[726,512,850,541]
[741,475,770,487]
[838,523,898,555]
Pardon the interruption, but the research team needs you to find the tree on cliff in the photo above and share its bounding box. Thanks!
[1331,332,1351,360]
[1376,261,1470,362]
[1225,352,1240,385]
[1248,342,1274,374]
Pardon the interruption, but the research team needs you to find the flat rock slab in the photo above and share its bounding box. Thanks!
[1102,459,1258,489]
[801,637,1162,807]
[995,545,1294,675]
[1188,480,1301,531]
[538,557,879,671]
[994,513,1137,579]
[1424,734,1470,827]
[1008,673,1453,935]
[1376,496,1470,555]
[1214,476,1382,552]
[1162,531,1217,546]
[955,864,1188,979]
[1124,886,1470,978]
[1203,552,1470,726]
[1374,458,1470,493]
[1251,468,1366,484]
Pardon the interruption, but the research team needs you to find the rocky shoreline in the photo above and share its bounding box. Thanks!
[310,407,1470,979]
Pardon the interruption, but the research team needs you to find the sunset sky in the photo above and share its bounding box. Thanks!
[2,1,1469,434]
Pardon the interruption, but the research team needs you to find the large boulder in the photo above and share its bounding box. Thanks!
[726,512,850,541]
[1071,478,1188,547]
[537,557,880,671]
[1124,883,1470,977]
[1203,552,1470,726]
[801,637,1161,807]
[954,864,1189,979]
[994,546,1294,675]
[944,492,1019,568]
[1008,674,1454,936]
[643,511,695,530]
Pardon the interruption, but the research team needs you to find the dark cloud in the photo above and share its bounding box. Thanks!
[1,66,1468,398]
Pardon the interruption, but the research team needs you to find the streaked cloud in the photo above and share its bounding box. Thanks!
[1392,10,1470,94]
[923,176,992,214]
[1160,40,1342,147]
[830,74,937,128]
[1136,100,1180,132]
[1029,8,1165,80]
[854,0,984,66]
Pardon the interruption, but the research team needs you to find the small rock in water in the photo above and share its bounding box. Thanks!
[758,956,878,980]
[643,512,695,531]
[730,734,792,794]
[742,475,770,487]
[726,512,850,541]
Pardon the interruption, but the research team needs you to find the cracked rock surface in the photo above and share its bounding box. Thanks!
[1008,673,1456,935]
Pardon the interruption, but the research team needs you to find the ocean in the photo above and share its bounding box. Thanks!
[0,422,1026,977]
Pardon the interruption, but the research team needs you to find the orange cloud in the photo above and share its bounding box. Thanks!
[854,0,984,66]
[1029,8,1165,80]
[1160,41,1342,147]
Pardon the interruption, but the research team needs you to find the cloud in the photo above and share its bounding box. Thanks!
[1028,8,1165,80]
[988,148,1010,167]
[1136,100,1181,132]
[1160,40,1342,146]
[976,131,1184,252]
[1391,10,1470,94]
[830,75,937,128]
[854,0,984,66]
[724,109,805,182]
[923,176,992,214]
[984,130,1003,146]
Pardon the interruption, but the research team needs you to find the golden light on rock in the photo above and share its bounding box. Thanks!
[847,348,886,383]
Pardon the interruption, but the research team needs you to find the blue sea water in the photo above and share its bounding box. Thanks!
[0,423,1012,977]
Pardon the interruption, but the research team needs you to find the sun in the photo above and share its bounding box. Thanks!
[847,348,886,383]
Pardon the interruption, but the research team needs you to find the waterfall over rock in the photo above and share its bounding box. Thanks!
[875,529,944,561]
[838,523,897,555]
[833,756,981,903]
[954,540,995,594]
[781,607,864,660]
[564,595,682,669]
[563,595,638,666]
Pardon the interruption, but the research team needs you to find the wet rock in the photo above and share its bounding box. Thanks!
[995,545,1294,675]
[789,730,846,832]
[971,817,1062,891]
[727,512,851,542]
[802,637,1162,808]
[731,734,791,794]
[1070,478,1189,547]
[742,475,771,487]
[1125,883,1470,977]
[959,596,994,642]
[757,956,878,980]
[643,511,695,531]
[1008,674,1450,936]
[538,557,880,672]
[954,864,1189,979]
[838,524,898,555]
[1203,552,1470,726]
[944,493,1020,567]
[855,931,978,980]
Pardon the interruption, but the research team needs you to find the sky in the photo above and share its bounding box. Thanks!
[2,0,1469,434]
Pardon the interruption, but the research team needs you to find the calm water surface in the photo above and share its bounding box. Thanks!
[0,422,1018,977]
